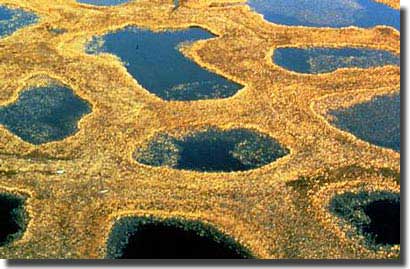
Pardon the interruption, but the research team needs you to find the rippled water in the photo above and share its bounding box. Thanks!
[86,27,242,101]
[0,5,38,38]
[0,84,91,145]
[328,93,400,152]
[274,47,399,74]
[248,0,400,30]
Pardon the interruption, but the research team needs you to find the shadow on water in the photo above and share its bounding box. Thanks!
[247,0,400,30]
[0,5,38,38]
[134,128,289,172]
[274,47,400,74]
[86,27,243,101]
[328,93,400,152]
[0,84,91,145]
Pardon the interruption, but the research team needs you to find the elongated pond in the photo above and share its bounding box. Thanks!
[0,5,38,38]
[247,0,400,30]
[86,27,243,101]
[134,128,289,172]
[0,84,91,145]
[274,47,400,74]
[76,0,130,6]
[328,93,400,152]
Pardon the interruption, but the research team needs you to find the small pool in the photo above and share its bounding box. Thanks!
[0,193,27,247]
[76,0,131,6]
[328,93,400,152]
[330,191,400,246]
[86,27,243,101]
[247,0,400,30]
[134,128,289,172]
[273,47,399,74]
[106,216,253,259]
[0,5,38,38]
[0,84,91,145]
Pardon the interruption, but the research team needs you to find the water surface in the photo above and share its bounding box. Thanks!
[0,193,26,247]
[328,93,400,152]
[274,47,399,74]
[330,191,400,246]
[135,128,289,172]
[0,84,91,145]
[0,5,38,38]
[76,0,130,6]
[87,27,242,101]
[106,216,253,259]
[248,0,400,30]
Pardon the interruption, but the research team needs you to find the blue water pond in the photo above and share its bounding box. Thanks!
[0,5,38,38]
[247,0,400,30]
[76,0,130,6]
[273,47,399,74]
[328,93,400,152]
[86,27,243,101]
[0,84,91,145]
[135,128,289,172]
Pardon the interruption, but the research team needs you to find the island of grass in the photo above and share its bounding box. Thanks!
[134,127,289,172]
[106,216,254,259]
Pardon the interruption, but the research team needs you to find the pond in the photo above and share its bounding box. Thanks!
[330,191,400,246]
[273,47,400,74]
[134,127,289,172]
[86,27,243,101]
[0,84,91,145]
[76,0,131,6]
[247,0,400,30]
[106,216,253,259]
[0,193,26,247]
[0,5,38,38]
[328,93,400,152]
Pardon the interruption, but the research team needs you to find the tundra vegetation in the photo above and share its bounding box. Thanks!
[0,0,400,259]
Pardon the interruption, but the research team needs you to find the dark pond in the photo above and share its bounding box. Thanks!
[273,47,400,74]
[330,191,400,246]
[76,0,130,6]
[328,93,400,152]
[0,84,91,145]
[106,217,253,259]
[134,127,289,172]
[86,27,242,101]
[247,0,400,30]
[0,5,38,38]
[0,193,26,246]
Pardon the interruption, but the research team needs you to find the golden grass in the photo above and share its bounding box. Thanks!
[0,0,400,259]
